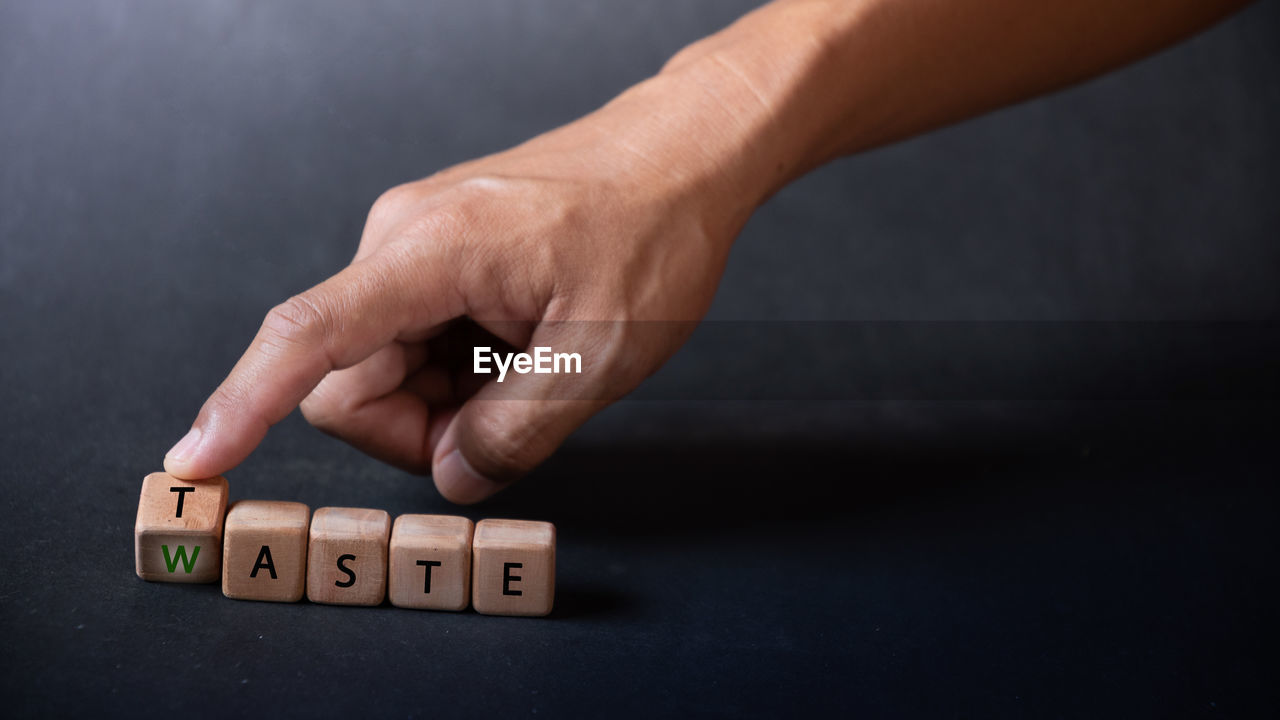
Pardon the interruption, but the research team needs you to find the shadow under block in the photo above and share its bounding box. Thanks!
[222,501,311,603]
[471,519,556,617]
[306,507,391,606]
[389,514,473,611]
[134,472,228,583]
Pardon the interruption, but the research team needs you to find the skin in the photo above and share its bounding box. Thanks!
[164,0,1252,503]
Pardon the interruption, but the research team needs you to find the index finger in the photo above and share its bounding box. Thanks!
[163,247,462,479]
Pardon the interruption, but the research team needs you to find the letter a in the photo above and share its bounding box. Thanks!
[250,545,277,579]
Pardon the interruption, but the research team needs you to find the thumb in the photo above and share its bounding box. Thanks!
[431,328,607,504]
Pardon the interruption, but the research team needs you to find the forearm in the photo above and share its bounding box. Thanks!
[614,0,1250,218]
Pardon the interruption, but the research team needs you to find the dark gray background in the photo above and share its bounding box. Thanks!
[1,0,1277,716]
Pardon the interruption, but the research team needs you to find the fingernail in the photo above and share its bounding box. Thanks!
[166,427,202,463]
[434,449,506,505]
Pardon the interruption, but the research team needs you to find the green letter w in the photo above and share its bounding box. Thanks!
[161,544,201,573]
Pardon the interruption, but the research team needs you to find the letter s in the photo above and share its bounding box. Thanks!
[334,553,357,588]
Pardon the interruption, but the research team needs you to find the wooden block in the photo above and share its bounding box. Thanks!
[134,472,228,583]
[306,507,391,606]
[388,514,473,611]
[222,501,310,603]
[471,519,556,617]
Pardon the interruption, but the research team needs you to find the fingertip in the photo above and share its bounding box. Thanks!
[163,427,205,479]
[432,448,509,505]
[162,421,250,480]
[162,456,197,480]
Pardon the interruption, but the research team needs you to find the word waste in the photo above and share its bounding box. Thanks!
[133,472,554,616]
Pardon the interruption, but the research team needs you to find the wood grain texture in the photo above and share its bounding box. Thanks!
[305,507,391,606]
[471,519,556,617]
[134,472,228,583]
[388,514,473,611]
[222,500,310,603]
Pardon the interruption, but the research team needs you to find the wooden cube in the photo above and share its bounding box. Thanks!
[222,501,310,603]
[471,519,556,617]
[388,514,473,611]
[134,472,228,583]
[306,507,391,606]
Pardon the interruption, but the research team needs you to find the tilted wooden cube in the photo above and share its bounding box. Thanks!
[134,472,228,583]
[222,500,311,603]
[306,507,391,606]
[388,514,473,611]
[471,519,556,617]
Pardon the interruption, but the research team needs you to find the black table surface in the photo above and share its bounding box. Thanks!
[2,1,1278,716]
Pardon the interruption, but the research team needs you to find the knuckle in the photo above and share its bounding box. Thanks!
[368,184,414,224]
[398,206,472,277]
[262,294,330,346]
[407,200,470,245]
[661,43,701,73]
[465,408,539,480]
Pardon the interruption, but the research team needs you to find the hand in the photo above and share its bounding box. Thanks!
[164,0,1248,502]
[162,70,762,503]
